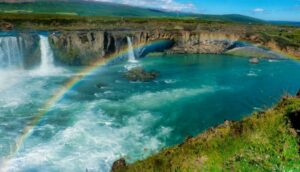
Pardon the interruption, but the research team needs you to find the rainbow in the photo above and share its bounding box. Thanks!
[1,39,169,171]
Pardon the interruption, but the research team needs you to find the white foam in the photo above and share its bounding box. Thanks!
[164,79,177,84]
[268,59,279,63]
[4,101,171,172]
[247,72,258,77]
[125,87,217,109]
[124,63,140,71]
[126,37,138,63]
[29,35,65,76]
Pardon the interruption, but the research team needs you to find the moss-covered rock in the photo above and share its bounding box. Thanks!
[124,67,159,82]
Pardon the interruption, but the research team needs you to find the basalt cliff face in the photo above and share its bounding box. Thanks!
[1,29,299,66]
[48,30,241,65]
[48,29,300,65]
[242,33,300,58]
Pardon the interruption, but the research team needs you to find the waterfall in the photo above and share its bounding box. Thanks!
[38,35,55,73]
[0,36,23,68]
[127,36,137,63]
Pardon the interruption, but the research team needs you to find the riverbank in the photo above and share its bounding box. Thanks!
[112,94,300,171]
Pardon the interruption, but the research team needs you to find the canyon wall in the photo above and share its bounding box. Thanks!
[1,30,299,67]
[48,30,241,65]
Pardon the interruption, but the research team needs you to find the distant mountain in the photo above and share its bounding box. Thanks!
[0,0,265,24]
[0,1,175,17]
[195,14,265,24]
[269,21,300,27]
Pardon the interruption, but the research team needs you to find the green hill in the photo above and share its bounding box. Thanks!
[0,1,265,24]
[0,1,179,17]
[196,14,265,24]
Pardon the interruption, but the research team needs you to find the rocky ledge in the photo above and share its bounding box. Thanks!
[47,30,299,65]
[2,29,299,66]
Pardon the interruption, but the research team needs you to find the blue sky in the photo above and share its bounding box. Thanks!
[93,0,300,21]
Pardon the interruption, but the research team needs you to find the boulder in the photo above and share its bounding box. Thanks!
[249,57,259,64]
[111,158,126,172]
[0,21,13,30]
[296,90,300,98]
[124,67,159,82]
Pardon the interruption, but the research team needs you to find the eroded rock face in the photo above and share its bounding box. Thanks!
[170,31,239,54]
[226,46,283,59]
[4,29,296,66]
[0,21,14,31]
[242,33,300,59]
[19,33,41,69]
[48,30,176,65]
[49,31,106,65]
[48,30,241,65]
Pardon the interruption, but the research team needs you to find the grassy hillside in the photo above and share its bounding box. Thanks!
[196,14,264,24]
[0,1,175,17]
[0,1,265,24]
[112,95,300,172]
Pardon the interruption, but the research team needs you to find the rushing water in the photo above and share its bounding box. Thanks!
[0,36,23,69]
[126,37,137,63]
[1,53,300,172]
[39,35,55,73]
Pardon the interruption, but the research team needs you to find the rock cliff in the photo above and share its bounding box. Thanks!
[48,30,242,65]
[2,29,299,66]
[19,32,41,68]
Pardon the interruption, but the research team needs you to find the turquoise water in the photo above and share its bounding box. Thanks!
[1,54,300,171]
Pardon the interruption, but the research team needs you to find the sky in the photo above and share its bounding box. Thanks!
[92,0,300,21]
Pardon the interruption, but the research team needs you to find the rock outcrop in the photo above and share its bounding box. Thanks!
[48,30,241,65]
[226,46,283,59]
[111,158,127,172]
[2,29,299,66]
[0,21,14,31]
[169,31,239,54]
[124,67,159,82]
[19,32,41,68]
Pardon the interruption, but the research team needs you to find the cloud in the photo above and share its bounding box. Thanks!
[253,8,265,13]
[90,0,196,12]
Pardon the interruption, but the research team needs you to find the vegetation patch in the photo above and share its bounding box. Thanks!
[112,96,300,172]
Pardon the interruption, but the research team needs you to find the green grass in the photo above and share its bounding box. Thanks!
[0,1,265,24]
[0,1,184,17]
[113,96,300,172]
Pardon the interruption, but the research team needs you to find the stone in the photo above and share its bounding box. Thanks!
[0,21,13,30]
[249,57,259,64]
[124,67,159,82]
[296,90,300,98]
[111,158,126,172]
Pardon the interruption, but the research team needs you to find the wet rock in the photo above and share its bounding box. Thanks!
[96,83,107,89]
[249,57,259,64]
[226,46,283,59]
[296,90,300,98]
[111,158,127,172]
[288,110,300,134]
[0,21,13,30]
[124,67,159,82]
